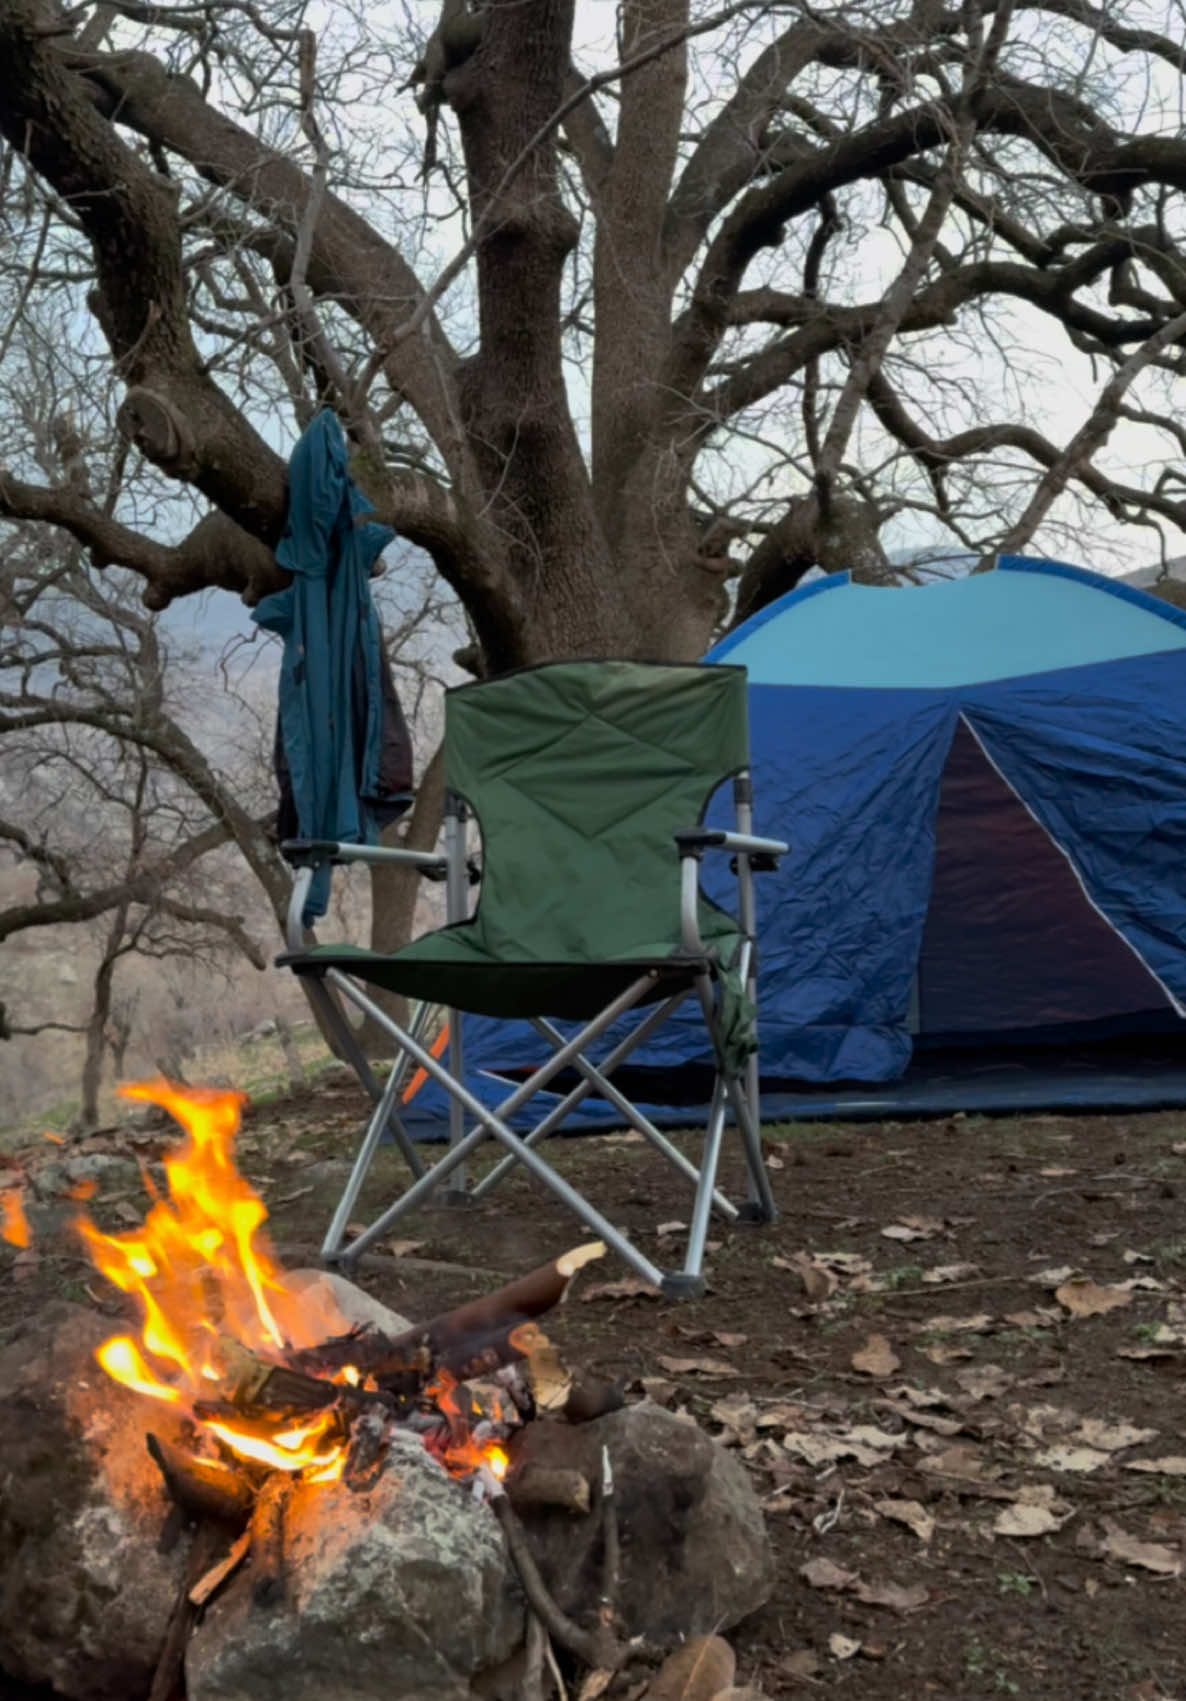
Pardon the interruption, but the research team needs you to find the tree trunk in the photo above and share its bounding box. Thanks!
[77,908,127,1132]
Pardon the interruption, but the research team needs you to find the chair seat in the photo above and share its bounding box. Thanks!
[277,937,717,1020]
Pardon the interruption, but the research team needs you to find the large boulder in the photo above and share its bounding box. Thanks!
[0,1302,193,1701]
[185,1430,524,1701]
[510,1401,775,1640]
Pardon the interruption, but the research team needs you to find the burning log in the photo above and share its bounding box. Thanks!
[146,1432,255,1525]
[289,1243,605,1390]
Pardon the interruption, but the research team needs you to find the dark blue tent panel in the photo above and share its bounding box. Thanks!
[406,559,1186,1134]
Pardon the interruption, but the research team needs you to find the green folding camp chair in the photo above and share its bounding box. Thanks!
[279,660,787,1296]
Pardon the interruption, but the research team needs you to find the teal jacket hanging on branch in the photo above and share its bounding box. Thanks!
[254,410,413,924]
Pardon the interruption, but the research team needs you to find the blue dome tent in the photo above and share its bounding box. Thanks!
[405,557,1186,1130]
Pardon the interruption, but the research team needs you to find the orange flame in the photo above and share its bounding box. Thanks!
[1,1186,31,1249]
[78,1079,513,1487]
[77,1079,350,1480]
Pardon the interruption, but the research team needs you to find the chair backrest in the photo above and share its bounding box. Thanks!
[444,660,749,963]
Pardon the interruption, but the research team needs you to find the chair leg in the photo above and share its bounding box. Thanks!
[663,1076,729,1299]
[322,979,667,1288]
[472,996,735,1221]
[320,1002,436,1261]
[724,1072,778,1223]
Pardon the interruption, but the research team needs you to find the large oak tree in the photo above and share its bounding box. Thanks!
[1,0,1185,675]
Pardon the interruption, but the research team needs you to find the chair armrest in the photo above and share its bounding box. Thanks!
[674,829,789,862]
[281,838,449,877]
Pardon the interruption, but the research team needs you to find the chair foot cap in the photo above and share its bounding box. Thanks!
[661,1272,706,1300]
[737,1201,779,1224]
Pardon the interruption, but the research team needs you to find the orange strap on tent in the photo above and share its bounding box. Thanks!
[401,1021,451,1103]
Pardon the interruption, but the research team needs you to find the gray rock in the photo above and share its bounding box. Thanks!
[279,1268,413,1342]
[0,1302,193,1701]
[186,1431,523,1701]
[510,1400,775,1641]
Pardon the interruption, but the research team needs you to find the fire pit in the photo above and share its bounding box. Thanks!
[0,1082,774,1701]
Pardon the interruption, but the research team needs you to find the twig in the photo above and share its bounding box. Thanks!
[598,1446,619,1629]
[522,1611,547,1701]
[188,1528,251,1608]
[149,1521,226,1701]
[480,1468,622,1673]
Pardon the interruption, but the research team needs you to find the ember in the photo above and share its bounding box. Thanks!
[76,1080,527,1486]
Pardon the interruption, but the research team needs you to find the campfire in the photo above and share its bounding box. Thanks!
[68,1079,633,1695]
[74,1079,575,1492]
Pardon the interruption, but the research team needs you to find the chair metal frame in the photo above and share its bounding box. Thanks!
[283,772,785,1299]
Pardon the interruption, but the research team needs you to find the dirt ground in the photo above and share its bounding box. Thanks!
[4,1070,1186,1699]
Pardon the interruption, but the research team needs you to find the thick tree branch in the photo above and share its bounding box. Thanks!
[0,0,290,542]
[0,472,279,608]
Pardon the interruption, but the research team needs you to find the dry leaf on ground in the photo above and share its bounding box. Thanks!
[1034,1445,1110,1473]
[810,1250,873,1276]
[852,1334,900,1377]
[1101,1520,1182,1576]
[1124,1457,1186,1475]
[800,1557,858,1590]
[920,1340,974,1365]
[993,1502,1066,1537]
[919,1312,995,1334]
[923,1262,980,1284]
[777,1250,838,1303]
[875,1498,935,1542]
[581,1276,661,1303]
[710,1397,758,1441]
[784,1431,885,1468]
[828,1634,861,1661]
[643,1633,736,1700]
[880,1398,964,1436]
[656,1355,737,1379]
[955,1364,1012,1401]
[1055,1278,1133,1317]
[922,1443,1000,1483]
[1074,1419,1159,1451]
[854,1577,931,1613]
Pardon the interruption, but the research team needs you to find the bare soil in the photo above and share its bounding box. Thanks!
[4,1070,1186,1700]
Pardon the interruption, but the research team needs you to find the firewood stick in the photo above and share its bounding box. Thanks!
[146,1432,255,1525]
[481,1469,622,1674]
[188,1529,251,1608]
[290,1243,605,1386]
[250,1472,291,1607]
[149,1520,225,1701]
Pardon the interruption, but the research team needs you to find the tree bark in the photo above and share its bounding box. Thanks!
[78,906,128,1132]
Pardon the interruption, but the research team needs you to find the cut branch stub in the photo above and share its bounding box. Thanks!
[116,388,200,478]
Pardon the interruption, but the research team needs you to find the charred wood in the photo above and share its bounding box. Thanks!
[250,1473,291,1608]
[146,1432,255,1525]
